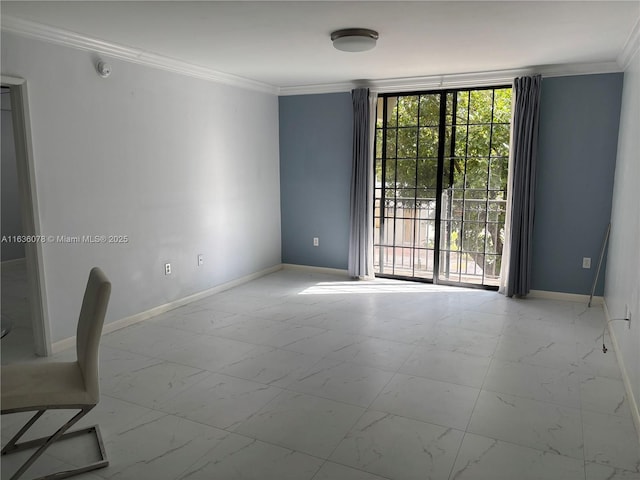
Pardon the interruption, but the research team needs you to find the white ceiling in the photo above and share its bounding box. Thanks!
[2,1,639,92]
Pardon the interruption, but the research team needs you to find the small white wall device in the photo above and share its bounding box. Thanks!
[96,61,112,78]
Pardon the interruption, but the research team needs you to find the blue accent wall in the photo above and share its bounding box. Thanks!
[532,74,623,295]
[279,75,624,295]
[279,93,353,269]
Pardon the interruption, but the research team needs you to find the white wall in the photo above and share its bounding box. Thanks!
[1,91,26,261]
[1,32,281,342]
[605,44,640,434]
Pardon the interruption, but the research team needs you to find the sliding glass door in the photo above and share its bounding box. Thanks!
[373,87,512,288]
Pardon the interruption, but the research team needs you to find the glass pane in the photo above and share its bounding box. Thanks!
[383,217,395,244]
[386,97,398,127]
[384,159,396,187]
[393,247,412,274]
[418,127,439,157]
[396,159,416,188]
[376,97,384,128]
[444,126,452,157]
[375,161,383,186]
[452,160,465,189]
[456,91,469,122]
[444,219,459,248]
[439,246,461,281]
[384,191,396,204]
[491,124,510,157]
[374,195,381,212]
[420,200,431,221]
[445,92,454,123]
[442,158,453,188]
[454,126,467,157]
[395,216,414,243]
[493,89,512,123]
[469,89,493,124]
[397,188,415,208]
[414,249,434,278]
[375,129,383,159]
[465,158,489,189]
[419,95,440,126]
[417,158,438,188]
[416,188,437,203]
[464,200,486,222]
[487,200,506,223]
[452,187,464,199]
[466,253,484,278]
[484,255,501,284]
[461,221,486,253]
[380,246,392,273]
[465,189,488,201]
[397,127,418,158]
[467,125,491,157]
[489,157,508,190]
[397,96,419,127]
[386,129,397,158]
[442,199,464,220]
[484,224,503,254]
[418,220,435,248]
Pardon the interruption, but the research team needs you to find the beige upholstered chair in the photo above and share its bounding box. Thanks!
[1,267,111,480]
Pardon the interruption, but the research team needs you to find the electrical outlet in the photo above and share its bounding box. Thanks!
[582,257,591,269]
[164,263,171,275]
[313,237,319,247]
[197,254,204,266]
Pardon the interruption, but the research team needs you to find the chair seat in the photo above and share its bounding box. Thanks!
[1,361,96,413]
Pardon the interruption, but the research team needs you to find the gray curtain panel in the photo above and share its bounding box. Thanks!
[348,88,371,278]
[507,75,542,297]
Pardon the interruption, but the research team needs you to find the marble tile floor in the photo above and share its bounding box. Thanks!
[1,268,639,479]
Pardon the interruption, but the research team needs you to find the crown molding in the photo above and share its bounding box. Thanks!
[2,15,626,98]
[1,16,279,95]
[278,62,623,96]
[618,15,640,70]
[277,81,357,96]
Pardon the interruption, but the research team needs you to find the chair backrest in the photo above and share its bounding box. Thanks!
[76,267,111,403]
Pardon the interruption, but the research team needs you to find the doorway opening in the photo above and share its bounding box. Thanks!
[1,78,50,358]
[373,87,512,289]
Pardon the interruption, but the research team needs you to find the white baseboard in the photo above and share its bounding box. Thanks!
[1,257,26,267]
[529,289,603,305]
[51,264,283,354]
[603,301,640,443]
[282,263,350,277]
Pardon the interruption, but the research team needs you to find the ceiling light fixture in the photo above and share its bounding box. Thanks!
[331,28,379,52]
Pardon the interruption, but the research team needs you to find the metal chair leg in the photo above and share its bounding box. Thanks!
[1,407,108,480]
[2,410,46,455]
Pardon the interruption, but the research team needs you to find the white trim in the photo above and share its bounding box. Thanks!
[529,289,604,305]
[278,62,623,96]
[51,334,76,354]
[278,82,359,96]
[2,15,624,98]
[282,263,350,277]
[618,15,640,71]
[51,264,283,354]
[1,16,278,95]
[1,257,26,267]
[2,77,52,357]
[603,301,640,442]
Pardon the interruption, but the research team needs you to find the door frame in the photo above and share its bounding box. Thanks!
[374,86,510,290]
[2,75,51,356]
